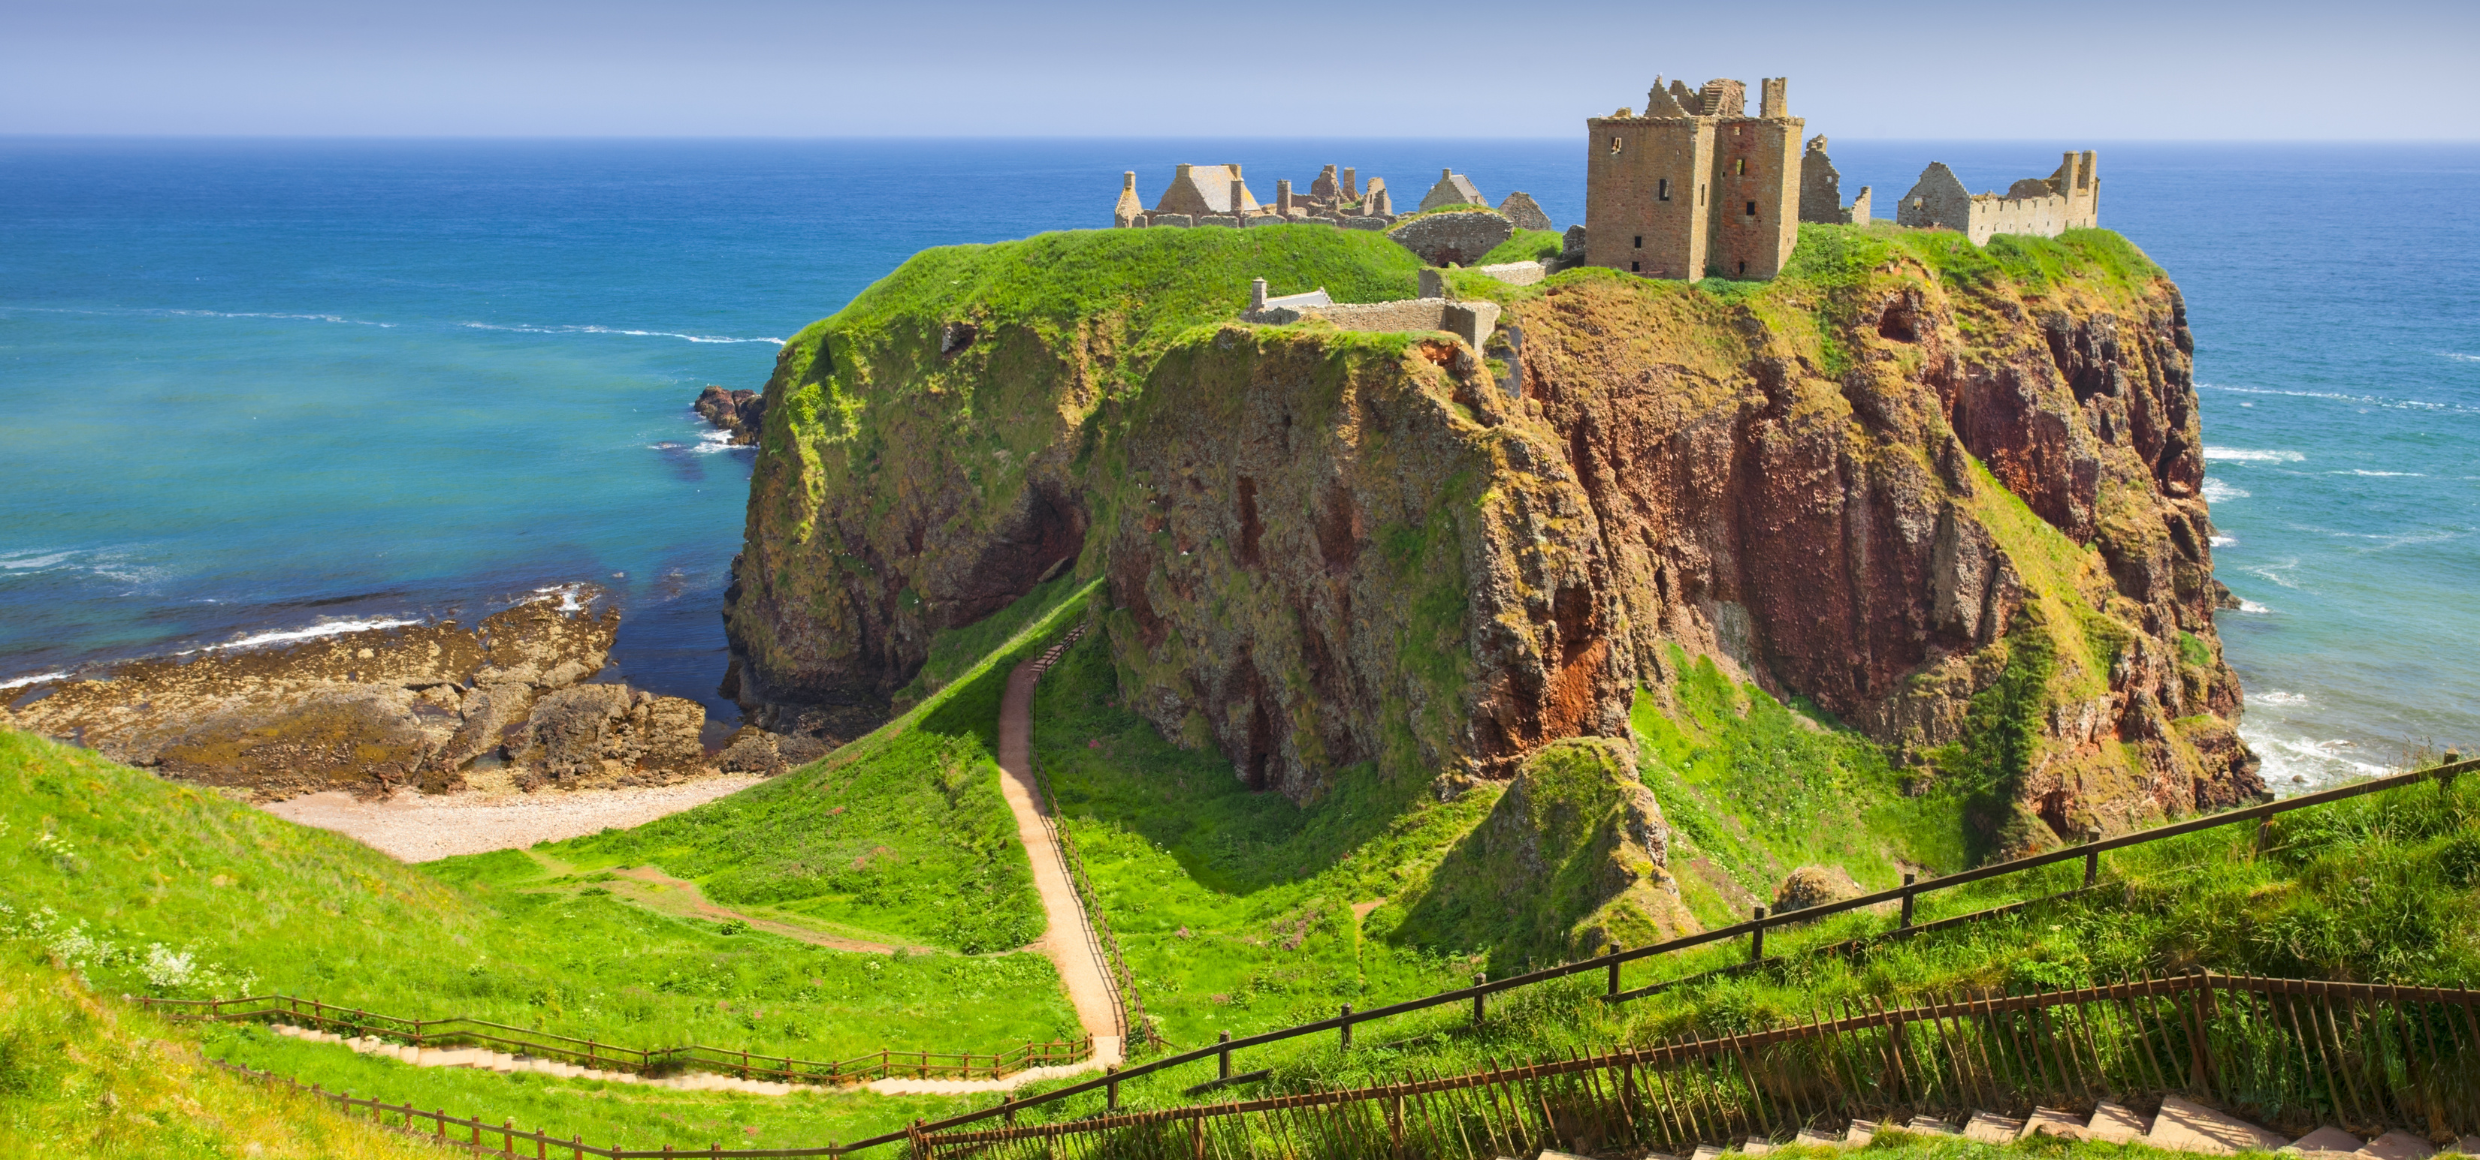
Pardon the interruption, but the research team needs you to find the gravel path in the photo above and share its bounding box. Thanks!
[995,656,1126,1071]
[261,775,764,863]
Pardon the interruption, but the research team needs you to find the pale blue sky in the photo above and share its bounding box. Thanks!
[4,0,2473,138]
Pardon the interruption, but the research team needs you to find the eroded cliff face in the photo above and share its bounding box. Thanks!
[1507,243,2252,840]
[728,226,2254,849]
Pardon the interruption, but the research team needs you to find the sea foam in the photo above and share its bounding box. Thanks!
[183,617,422,655]
[461,321,783,345]
[2203,447,2303,463]
[2201,478,2250,502]
[0,671,69,691]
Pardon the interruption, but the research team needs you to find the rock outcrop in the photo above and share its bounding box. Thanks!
[723,225,2253,856]
[2,592,722,800]
[695,385,767,445]
[1394,737,1695,966]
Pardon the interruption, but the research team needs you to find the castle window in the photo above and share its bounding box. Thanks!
[1631,261,1641,272]
[1610,137,1622,155]
[1700,184,1706,206]
[1746,201,1758,218]
[1658,178,1671,201]
[1737,261,1747,276]
[1735,158,1746,176]
[1632,236,1642,248]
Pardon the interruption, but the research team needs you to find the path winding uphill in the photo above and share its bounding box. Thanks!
[870,650,1126,1095]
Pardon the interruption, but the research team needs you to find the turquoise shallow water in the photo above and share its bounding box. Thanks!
[2,139,2473,780]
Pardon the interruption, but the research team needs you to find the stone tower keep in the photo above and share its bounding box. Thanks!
[1585,75,1804,280]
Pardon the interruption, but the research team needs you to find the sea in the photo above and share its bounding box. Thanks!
[2,139,2473,785]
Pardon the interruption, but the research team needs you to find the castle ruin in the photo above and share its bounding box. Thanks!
[1799,136,1870,226]
[1896,152,2100,245]
[1113,162,1396,229]
[1581,75,2101,281]
[1583,76,1804,280]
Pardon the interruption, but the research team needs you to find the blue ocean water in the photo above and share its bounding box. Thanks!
[2,139,2473,782]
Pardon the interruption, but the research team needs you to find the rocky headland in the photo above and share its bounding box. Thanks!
[2,591,813,801]
[721,222,2255,861]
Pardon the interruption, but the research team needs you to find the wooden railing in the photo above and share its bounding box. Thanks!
[142,994,1088,1086]
[204,973,2480,1157]
[915,973,2480,1160]
[1023,622,1155,1050]
[813,755,2478,1152]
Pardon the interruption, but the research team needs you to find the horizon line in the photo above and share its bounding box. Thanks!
[4,133,2479,145]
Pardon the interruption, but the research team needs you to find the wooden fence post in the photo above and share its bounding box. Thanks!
[1750,907,1767,962]
[1472,973,1486,1026]
[2084,847,2100,887]
[1340,1004,1353,1051]
[1899,874,1916,928]
[1217,1030,1232,1081]
[1106,1064,1120,1111]
[1607,943,1622,998]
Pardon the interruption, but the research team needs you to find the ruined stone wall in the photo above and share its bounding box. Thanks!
[1706,114,1802,279]
[1243,299,1503,350]
[1585,113,1713,279]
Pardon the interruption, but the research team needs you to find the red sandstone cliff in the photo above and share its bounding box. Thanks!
[722,227,2254,850]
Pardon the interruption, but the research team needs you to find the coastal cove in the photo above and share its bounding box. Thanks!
[3,138,2474,788]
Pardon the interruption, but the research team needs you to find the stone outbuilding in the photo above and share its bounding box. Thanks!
[1895,152,2099,244]
[1418,169,1489,212]
[1496,191,1554,232]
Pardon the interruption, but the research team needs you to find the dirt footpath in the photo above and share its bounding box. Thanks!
[995,657,1126,1068]
[262,775,763,862]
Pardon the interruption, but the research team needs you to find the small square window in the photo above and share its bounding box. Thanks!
[1631,261,1641,272]
[1746,201,1758,218]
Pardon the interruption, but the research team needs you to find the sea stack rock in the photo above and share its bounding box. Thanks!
[694,385,766,445]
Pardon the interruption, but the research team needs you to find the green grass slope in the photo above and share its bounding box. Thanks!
[0,945,432,1159]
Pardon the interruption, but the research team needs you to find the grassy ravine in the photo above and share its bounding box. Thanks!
[0,946,430,1158]
[982,746,2478,1127]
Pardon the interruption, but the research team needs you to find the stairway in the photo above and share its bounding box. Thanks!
[1546,1095,2480,1160]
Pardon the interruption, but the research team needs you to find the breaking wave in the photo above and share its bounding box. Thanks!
[2202,478,2250,502]
[2200,382,2480,416]
[182,617,423,654]
[461,321,783,345]
[0,671,69,691]
[2203,447,2303,463]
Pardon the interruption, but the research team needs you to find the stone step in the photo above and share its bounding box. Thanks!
[2361,1131,2440,1160]
[2145,1095,2290,1156]
[1844,1120,1877,1148]
[1965,1112,2027,1144]
[1907,1116,1960,1136]
[2085,1101,2150,1144]
[1793,1128,1841,1149]
[2020,1107,2086,1141]
[2290,1126,2364,1157]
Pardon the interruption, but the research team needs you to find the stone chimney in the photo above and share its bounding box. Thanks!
[1760,77,1789,119]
